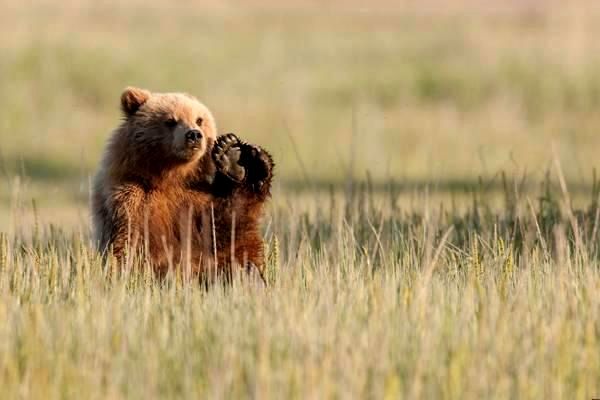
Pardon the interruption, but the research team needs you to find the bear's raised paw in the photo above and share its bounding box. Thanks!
[212,133,274,192]
[213,133,246,182]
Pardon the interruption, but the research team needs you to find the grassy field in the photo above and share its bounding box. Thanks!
[2,1,600,398]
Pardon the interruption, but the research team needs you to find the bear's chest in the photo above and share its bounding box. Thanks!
[142,188,210,240]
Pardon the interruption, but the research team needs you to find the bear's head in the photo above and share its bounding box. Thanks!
[109,87,217,182]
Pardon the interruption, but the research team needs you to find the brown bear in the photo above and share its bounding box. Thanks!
[91,87,274,280]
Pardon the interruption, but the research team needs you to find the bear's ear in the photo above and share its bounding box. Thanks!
[120,87,151,117]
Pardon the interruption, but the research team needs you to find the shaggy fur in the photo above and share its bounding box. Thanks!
[91,87,274,279]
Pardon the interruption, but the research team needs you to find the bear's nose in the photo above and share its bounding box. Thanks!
[186,129,202,143]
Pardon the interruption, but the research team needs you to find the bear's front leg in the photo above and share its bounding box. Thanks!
[212,133,274,198]
[210,133,274,283]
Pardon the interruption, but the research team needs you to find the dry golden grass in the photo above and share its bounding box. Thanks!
[2,177,600,399]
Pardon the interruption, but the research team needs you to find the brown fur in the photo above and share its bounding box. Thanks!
[92,87,273,279]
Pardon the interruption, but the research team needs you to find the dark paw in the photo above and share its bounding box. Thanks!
[238,143,274,191]
[213,133,274,191]
[212,133,246,183]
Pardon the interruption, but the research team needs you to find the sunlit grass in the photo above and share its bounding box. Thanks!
[1,175,600,399]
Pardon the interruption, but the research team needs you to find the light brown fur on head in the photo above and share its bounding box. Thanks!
[105,87,217,186]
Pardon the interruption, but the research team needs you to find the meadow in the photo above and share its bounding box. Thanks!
[1,1,600,398]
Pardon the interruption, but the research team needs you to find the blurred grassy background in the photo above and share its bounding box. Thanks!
[2,0,600,211]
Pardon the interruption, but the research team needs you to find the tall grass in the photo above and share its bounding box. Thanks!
[1,174,599,399]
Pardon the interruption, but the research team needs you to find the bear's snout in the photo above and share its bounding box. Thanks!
[186,129,203,143]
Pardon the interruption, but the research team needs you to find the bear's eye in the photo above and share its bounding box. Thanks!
[164,118,177,128]
[196,117,204,126]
